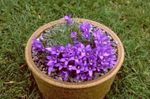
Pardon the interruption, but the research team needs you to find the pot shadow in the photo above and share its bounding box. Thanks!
[27,73,44,99]
[20,63,44,99]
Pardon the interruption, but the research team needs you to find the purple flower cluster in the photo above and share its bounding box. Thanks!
[32,16,117,82]
[64,15,72,24]
[32,38,44,52]
[80,22,92,40]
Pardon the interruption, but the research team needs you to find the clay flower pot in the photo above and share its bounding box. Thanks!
[25,18,124,99]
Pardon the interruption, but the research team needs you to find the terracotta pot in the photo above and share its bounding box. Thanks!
[25,18,124,99]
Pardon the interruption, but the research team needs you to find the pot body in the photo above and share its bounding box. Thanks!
[33,72,115,99]
[25,18,124,99]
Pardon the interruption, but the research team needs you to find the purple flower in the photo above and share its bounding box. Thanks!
[80,73,88,80]
[70,32,78,43]
[72,64,85,74]
[47,64,54,75]
[73,42,86,59]
[32,39,44,51]
[93,29,111,47]
[80,22,92,40]
[75,42,85,52]
[93,29,103,40]
[76,73,87,81]
[59,58,69,68]
[80,22,92,32]
[83,31,91,40]
[63,44,75,57]
[48,66,54,75]
[47,56,57,74]
[45,47,57,55]
[107,54,117,68]
[59,71,69,81]
[88,55,97,65]
[85,65,96,77]
[67,59,84,74]
[45,45,65,56]
[69,57,79,64]
[85,45,92,56]
[64,15,72,24]
[70,32,77,40]
[55,63,64,70]
[57,45,66,52]
[70,32,77,38]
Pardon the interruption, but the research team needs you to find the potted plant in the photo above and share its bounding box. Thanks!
[25,16,124,99]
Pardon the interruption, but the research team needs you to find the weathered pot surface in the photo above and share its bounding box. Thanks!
[25,18,124,99]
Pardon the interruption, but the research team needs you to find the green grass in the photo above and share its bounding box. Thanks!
[0,0,150,98]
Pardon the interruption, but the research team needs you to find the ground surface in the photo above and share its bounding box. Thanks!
[0,0,150,99]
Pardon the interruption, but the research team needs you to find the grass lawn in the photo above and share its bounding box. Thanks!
[0,0,150,98]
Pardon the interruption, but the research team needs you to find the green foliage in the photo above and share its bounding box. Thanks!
[42,22,79,46]
[0,0,150,98]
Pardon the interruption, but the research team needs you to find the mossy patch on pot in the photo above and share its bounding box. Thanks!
[25,16,124,99]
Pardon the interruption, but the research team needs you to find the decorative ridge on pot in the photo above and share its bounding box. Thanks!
[25,18,124,89]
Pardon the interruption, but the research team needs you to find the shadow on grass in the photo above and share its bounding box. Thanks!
[27,73,43,99]
[19,63,43,99]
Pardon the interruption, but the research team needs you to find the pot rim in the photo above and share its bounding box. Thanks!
[25,18,124,89]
